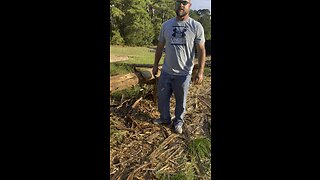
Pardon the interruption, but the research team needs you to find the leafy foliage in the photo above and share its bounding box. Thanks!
[149,0,176,44]
[121,0,154,46]
[189,9,200,21]
[111,30,125,45]
[110,0,211,46]
[190,9,211,40]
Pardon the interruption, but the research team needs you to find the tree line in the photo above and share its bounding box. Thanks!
[110,0,211,46]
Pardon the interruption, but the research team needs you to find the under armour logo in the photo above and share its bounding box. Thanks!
[172,27,187,38]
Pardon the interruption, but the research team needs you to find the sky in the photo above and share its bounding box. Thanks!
[190,0,211,11]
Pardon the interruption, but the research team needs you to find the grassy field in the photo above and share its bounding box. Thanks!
[110,63,135,76]
[110,45,164,64]
[110,46,164,76]
[110,45,210,76]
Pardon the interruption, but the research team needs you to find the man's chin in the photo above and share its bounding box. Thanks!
[176,12,187,17]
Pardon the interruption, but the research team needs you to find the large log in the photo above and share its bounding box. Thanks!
[110,73,139,93]
[128,58,210,69]
[110,58,211,93]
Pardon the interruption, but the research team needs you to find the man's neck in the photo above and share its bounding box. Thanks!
[176,14,189,21]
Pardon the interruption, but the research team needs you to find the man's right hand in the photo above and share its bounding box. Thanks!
[152,65,159,77]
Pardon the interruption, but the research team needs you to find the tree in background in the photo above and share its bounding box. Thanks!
[149,0,176,44]
[110,0,212,46]
[110,0,125,45]
[197,9,211,40]
[190,9,211,40]
[189,9,200,21]
[121,0,154,46]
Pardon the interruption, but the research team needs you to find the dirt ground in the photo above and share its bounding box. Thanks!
[110,74,212,179]
[110,55,129,63]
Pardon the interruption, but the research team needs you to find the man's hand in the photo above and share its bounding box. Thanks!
[152,65,159,77]
[195,71,204,84]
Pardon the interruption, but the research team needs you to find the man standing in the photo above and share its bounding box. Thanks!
[152,0,206,134]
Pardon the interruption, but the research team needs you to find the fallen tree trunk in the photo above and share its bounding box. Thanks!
[110,60,211,93]
[110,73,139,93]
[126,60,210,69]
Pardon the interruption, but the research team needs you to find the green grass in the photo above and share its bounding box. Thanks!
[188,137,211,177]
[110,85,143,101]
[110,127,127,146]
[156,163,195,180]
[110,46,212,76]
[203,67,211,76]
[110,46,165,76]
[155,158,196,180]
[111,45,164,64]
[189,137,211,159]
[110,63,135,76]
[156,172,188,180]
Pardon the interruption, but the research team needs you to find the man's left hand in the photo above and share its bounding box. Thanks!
[195,72,204,84]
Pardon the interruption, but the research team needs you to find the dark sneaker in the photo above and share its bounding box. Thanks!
[174,124,183,134]
[153,118,171,125]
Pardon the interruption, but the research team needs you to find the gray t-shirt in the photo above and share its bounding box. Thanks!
[158,17,205,76]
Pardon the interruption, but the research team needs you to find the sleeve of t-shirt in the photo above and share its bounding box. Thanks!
[195,23,205,44]
[158,24,165,43]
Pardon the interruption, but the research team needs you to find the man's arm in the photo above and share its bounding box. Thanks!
[195,42,206,84]
[152,41,165,76]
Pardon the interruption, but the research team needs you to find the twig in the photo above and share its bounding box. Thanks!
[110,167,126,180]
[164,147,183,163]
[176,149,185,158]
[191,126,201,134]
[144,168,156,171]
[146,131,160,142]
[148,134,178,160]
[154,161,163,171]
[198,96,211,109]
[157,145,178,159]
[168,159,179,166]
[157,164,169,172]
[116,99,131,109]
[175,158,186,170]
[115,125,135,132]
[125,115,142,130]
[126,162,152,180]
[110,119,121,126]
[205,87,211,95]
[114,166,134,180]
[131,97,143,109]
[112,149,142,167]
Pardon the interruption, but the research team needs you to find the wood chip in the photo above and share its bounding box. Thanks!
[131,97,143,109]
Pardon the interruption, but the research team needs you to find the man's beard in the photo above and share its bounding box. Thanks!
[176,9,188,17]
